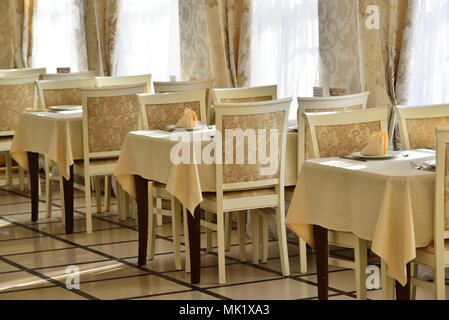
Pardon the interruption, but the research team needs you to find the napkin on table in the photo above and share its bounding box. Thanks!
[361,131,388,156]
[175,108,198,129]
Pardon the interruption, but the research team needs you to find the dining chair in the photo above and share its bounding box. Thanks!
[137,90,207,271]
[304,106,389,299]
[211,85,277,103]
[0,74,39,189]
[153,79,215,125]
[95,74,153,94]
[75,84,145,233]
[41,71,96,81]
[395,104,449,150]
[0,67,46,77]
[185,98,292,284]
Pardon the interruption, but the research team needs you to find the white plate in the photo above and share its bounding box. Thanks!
[351,151,401,160]
[166,124,208,132]
[425,160,436,168]
[48,105,82,112]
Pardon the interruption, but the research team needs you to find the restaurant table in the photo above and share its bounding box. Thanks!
[285,149,436,300]
[10,110,83,234]
[114,127,299,284]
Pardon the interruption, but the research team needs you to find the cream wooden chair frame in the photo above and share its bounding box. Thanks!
[41,71,96,81]
[95,74,153,94]
[153,79,215,125]
[395,104,449,151]
[36,78,97,108]
[211,85,277,103]
[75,84,145,233]
[136,91,208,271]
[0,74,40,190]
[305,107,389,300]
[0,68,46,77]
[185,98,292,284]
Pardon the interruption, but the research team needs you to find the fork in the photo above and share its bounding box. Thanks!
[410,161,433,171]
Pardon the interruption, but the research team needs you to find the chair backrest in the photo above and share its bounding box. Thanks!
[153,79,215,124]
[0,68,46,78]
[297,92,370,171]
[95,74,153,94]
[212,85,277,104]
[41,71,96,81]
[396,104,449,150]
[214,98,291,197]
[304,107,389,159]
[0,74,40,136]
[137,90,207,130]
[81,84,145,159]
[434,127,449,256]
[36,78,96,108]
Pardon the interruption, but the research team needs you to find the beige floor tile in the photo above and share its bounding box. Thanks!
[303,269,357,293]
[0,261,19,273]
[7,247,107,269]
[0,236,73,256]
[60,228,138,246]
[91,238,177,258]
[0,286,87,300]
[208,278,317,300]
[0,201,47,216]
[0,225,41,241]
[0,271,51,293]
[80,274,188,299]
[134,290,220,300]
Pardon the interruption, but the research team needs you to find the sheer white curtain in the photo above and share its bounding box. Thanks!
[116,0,180,80]
[250,0,319,119]
[408,0,449,105]
[32,0,87,73]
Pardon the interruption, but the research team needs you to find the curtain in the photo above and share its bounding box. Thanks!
[115,0,180,80]
[408,0,449,106]
[0,0,35,69]
[32,0,87,73]
[84,0,120,76]
[251,0,319,120]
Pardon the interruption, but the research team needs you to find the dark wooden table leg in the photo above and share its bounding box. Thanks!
[187,206,201,284]
[395,263,411,300]
[313,225,329,300]
[27,152,39,222]
[135,175,149,266]
[62,165,74,234]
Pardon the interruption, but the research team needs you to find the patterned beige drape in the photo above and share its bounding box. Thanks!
[84,0,121,76]
[0,0,35,69]
[179,0,252,88]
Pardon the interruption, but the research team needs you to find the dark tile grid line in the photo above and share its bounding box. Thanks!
[0,184,356,300]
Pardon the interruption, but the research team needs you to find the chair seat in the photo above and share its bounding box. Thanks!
[0,136,13,152]
[422,240,449,254]
[74,158,118,167]
[203,188,276,201]
[74,158,118,176]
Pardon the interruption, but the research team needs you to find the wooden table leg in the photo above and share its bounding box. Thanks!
[27,152,39,222]
[395,263,411,300]
[187,206,201,284]
[63,165,74,234]
[135,175,149,266]
[313,225,329,300]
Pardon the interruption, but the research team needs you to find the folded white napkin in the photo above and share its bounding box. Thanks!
[361,131,388,156]
[175,108,198,129]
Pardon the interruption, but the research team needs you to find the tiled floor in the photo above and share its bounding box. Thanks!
[0,171,444,300]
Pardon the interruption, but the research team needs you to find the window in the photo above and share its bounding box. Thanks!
[116,0,180,80]
[250,0,319,119]
[32,0,87,73]
[408,0,449,105]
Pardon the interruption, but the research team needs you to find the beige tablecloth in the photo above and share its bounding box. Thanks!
[10,111,83,179]
[285,149,436,286]
[114,128,298,214]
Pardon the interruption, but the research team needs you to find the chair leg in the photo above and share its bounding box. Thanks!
[5,153,12,187]
[205,211,213,253]
[104,175,111,212]
[19,167,25,191]
[354,238,368,300]
[275,204,290,277]
[217,209,226,284]
[410,262,418,300]
[435,261,446,300]
[250,210,260,264]
[59,175,65,227]
[225,212,232,251]
[237,212,247,262]
[261,216,268,264]
[381,259,395,300]
[147,184,156,261]
[183,207,191,274]
[94,176,102,214]
[131,198,137,220]
[45,157,52,218]
[117,185,127,221]
[84,171,93,234]
[172,197,182,270]
[156,198,163,226]
[298,238,308,274]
